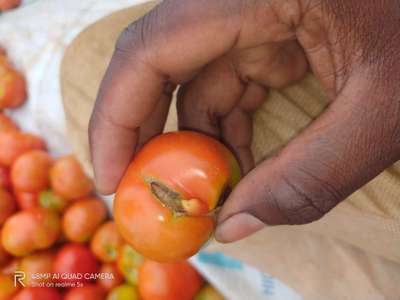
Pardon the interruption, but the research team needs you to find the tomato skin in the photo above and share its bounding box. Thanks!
[116,244,143,285]
[0,131,45,167]
[97,263,124,292]
[14,191,39,210]
[195,284,225,300]
[62,197,107,243]
[1,208,61,256]
[138,260,203,300]
[19,250,55,287]
[106,284,139,300]
[0,166,11,190]
[12,287,62,300]
[0,113,18,132]
[11,150,52,193]
[39,190,67,213]
[0,0,21,11]
[53,243,99,286]
[90,222,124,263]
[64,284,106,300]
[0,188,16,225]
[50,156,93,200]
[0,274,19,300]
[115,131,240,262]
[0,69,26,109]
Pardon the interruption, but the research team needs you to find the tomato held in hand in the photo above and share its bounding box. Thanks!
[62,197,107,243]
[0,188,16,225]
[1,208,60,256]
[15,191,39,210]
[53,243,99,286]
[0,131,45,167]
[138,260,203,300]
[12,287,62,300]
[50,155,93,200]
[0,274,19,300]
[90,222,124,263]
[11,150,53,193]
[114,131,240,262]
[64,284,106,300]
[97,263,124,292]
[19,249,55,287]
[106,284,139,300]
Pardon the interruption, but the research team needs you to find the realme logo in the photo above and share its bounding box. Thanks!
[14,271,25,287]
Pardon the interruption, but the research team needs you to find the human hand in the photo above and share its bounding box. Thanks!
[89,0,400,243]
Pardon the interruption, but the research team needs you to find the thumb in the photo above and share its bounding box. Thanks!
[215,70,400,243]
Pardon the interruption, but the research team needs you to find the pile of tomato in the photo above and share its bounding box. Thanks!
[0,48,225,300]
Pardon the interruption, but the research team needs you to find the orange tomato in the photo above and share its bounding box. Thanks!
[114,131,240,262]
[19,249,55,287]
[97,263,124,292]
[62,197,107,243]
[0,188,16,226]
[0,166,11,190]
[64,284,106,300]
[0,131,45,167]
[90,222,124,263]
[11,150,52,193]
[1,208,61,256]
[12,287,62,300]
[0,68,26,109]
[116,244,143,285]
[14,191,39,210]
[0,274,19,300]
[138,260,203,300]
[50,155,93,200]
[53,243,99,286]
[0,0,21,11]
[0,113,17,132]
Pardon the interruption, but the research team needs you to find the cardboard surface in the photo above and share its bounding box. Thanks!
[60,2,400,299]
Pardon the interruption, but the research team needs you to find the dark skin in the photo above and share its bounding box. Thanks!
[89,0,400,243]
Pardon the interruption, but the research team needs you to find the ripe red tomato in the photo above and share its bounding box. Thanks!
[62,197,107,243]
[0,68,26,109]
[53,243,99,286]
[12,287,62,300]
[64,284,106,300]
[195,284,225,300]
[0,274,19,300]
[116,244,143,285]
[0,188,16,225]
[0,166,11,190]
[11,150,53,193]
[0,113,18,132]
[138,260,203,300]
[107,284,139,300]
[114,131,240,261]
[50,155,93,200]
[97,263,124,292]
[90,222,124,263]
[1,208,61,256]
[0,0,21,11]
[19,249,55,287]
[0,131,45,167]
[14,191,39,210]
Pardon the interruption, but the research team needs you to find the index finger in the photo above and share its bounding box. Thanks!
[89,0,243,194]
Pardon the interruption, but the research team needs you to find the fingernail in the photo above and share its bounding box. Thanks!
[215,213,265,243]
